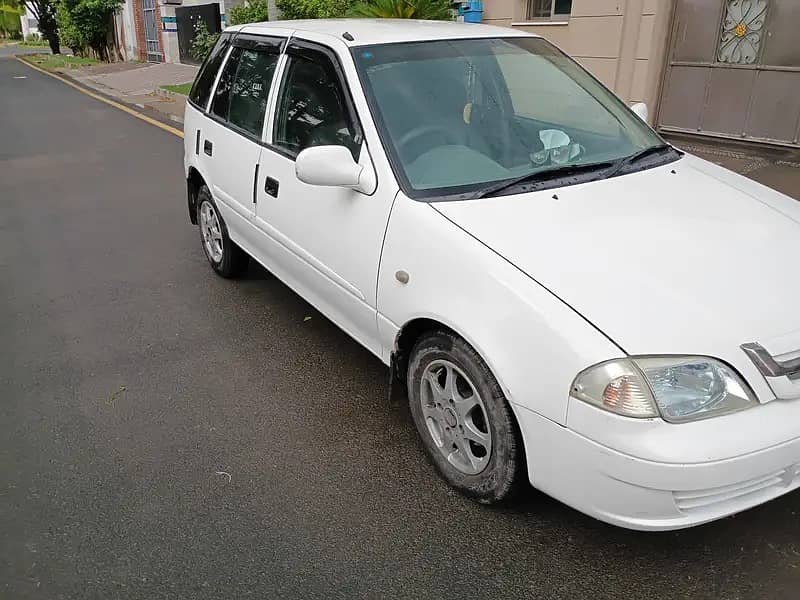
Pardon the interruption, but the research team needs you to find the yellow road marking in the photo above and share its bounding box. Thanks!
[16,56,184,139]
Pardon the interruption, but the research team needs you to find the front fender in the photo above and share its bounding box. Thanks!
[377,194,623,425]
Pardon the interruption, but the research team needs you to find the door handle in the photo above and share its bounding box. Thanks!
[203,140,213,156]
[265,176,279,198]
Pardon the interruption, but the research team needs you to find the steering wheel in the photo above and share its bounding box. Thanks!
[397,124,461,158]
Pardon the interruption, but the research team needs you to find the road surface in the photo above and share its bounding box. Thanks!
[1,56,799,600]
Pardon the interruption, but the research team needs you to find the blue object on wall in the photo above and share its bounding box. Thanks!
[459,0,483,23]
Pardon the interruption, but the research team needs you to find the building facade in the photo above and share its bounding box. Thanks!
[114,0,231,64]
[483,0,800,147]
[19,6,39,39]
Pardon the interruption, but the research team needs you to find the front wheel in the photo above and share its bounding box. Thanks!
[196,185,249,278]
[407,330,524,504]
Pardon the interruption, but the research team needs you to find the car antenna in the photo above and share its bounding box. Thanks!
[342,31,354,41]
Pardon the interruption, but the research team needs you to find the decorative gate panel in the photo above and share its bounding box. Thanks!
[658,0,800,147]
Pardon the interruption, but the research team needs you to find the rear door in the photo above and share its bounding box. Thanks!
[200,34,284,249]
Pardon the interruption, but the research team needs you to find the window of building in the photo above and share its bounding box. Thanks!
[273,51,359,159]
[527,0,572,21]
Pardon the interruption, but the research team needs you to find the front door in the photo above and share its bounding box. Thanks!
[200,36,282,250]
[254,41,394,357]
[658,0,800,146]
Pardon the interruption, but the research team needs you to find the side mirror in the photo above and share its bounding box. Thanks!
[630,102,649,123]
[296,145,370,192]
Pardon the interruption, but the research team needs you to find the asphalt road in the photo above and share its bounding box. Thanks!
[0,45,52,58]
[2,56,800,600]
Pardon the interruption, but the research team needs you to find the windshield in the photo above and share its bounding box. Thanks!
[352,37,667,199]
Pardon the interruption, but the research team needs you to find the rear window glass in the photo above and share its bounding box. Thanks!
[228,48,278,137]
[211,47,242,120]
[189,34,231,108]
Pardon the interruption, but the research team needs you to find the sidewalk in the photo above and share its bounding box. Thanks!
[32,59,200,124]
[665,133,800,200]
[73,61,198,124]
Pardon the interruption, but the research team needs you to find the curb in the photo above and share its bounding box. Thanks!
[133,101,184,125]
[155,87,188,100]
[16,56,184,139]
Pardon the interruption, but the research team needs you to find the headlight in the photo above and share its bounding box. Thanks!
[571,356,756,423]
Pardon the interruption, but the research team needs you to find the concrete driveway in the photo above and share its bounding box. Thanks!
[2,56,800,600]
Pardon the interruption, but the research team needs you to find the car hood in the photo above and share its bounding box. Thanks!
[434,155,800,392]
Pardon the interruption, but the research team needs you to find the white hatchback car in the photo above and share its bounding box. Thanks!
[184,19,800,530]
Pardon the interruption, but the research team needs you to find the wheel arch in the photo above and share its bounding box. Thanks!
[393,315,530,481]
[392,315,513,403]
[394,317,457,385]
[186,167,207,225]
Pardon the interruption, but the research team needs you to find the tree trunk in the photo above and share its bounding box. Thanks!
[34,4,60,55]
[47,33,60,54]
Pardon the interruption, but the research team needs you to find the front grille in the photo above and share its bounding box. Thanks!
[674,464,800,514]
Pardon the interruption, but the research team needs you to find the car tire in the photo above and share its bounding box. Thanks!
[407,330,524,504]
[196,185,249,278]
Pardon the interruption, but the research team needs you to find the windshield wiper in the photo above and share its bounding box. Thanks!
[472,160,617,199]
[604,144,675,179]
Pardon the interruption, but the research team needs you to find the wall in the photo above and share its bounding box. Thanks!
[20,7,38,38]
[116,0,139,61]
[483,0,676,121]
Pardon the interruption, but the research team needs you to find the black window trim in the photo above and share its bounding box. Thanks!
[188,32,287,147]
[269,38,365,162]
[188,33,368,166]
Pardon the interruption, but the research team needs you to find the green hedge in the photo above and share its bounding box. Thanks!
[275,0,349,20]
[0,5,24,38]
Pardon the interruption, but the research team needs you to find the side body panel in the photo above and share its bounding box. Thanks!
[377,194,623,425]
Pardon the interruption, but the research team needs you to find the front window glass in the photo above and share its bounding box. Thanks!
[273,53,359,159]
[353,38,666,198]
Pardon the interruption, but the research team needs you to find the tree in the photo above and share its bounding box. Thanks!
[228,0,268,25]
[56,0,123,61]
[0,4,25,39]
[189,20,218,61]
[347,0,450,18]
[275,0,348,20]
[22,0,60,53]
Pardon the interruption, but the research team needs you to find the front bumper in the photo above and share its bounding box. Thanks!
[517,405,800,531]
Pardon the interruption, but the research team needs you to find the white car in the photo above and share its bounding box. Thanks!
[183,19,800,531]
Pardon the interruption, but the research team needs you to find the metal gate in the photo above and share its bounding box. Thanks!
[175,4,221,65]
[658,0,800,147]
[142,0,163,63]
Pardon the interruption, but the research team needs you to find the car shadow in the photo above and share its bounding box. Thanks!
[232,258,800,591]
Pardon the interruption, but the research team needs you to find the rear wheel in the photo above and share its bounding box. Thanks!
[407,330,524,504]
[196,185,248,278]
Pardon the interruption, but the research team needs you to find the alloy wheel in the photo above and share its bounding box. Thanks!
[419,359,492,475]
[199,200,223,263]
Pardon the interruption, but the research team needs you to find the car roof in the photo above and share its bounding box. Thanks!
[232,18,536,47]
